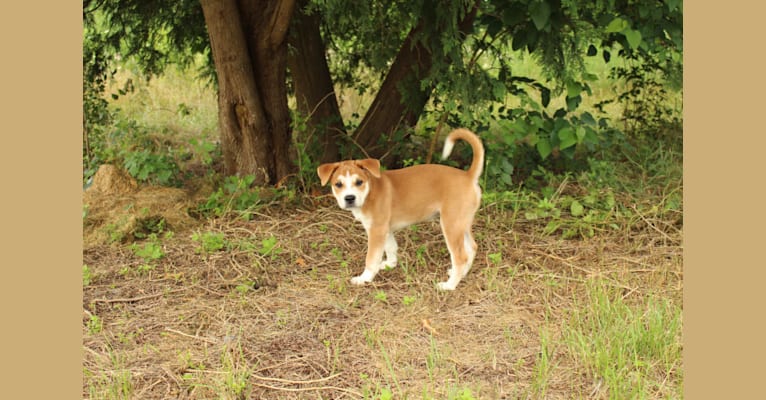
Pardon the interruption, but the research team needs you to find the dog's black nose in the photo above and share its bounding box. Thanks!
[344,195,356,204]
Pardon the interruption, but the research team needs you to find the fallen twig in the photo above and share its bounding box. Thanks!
[164,327,218,344]
[251,381,362,397]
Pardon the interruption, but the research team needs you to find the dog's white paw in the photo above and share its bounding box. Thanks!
[436,281,458,291]
[380,260,397,270]
[350,276,369,286]
[350,270,375,286]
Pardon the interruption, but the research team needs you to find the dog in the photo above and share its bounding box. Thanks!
[316,128,484,290]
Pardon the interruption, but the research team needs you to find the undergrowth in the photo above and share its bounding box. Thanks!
[83,54,682,399]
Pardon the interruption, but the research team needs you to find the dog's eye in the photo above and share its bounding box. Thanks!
[355,179,364,186]
[334,182,342,188]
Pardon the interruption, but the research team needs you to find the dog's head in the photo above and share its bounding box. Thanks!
[317,159,380,210]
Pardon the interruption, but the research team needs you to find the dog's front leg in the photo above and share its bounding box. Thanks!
[350,227,387,285]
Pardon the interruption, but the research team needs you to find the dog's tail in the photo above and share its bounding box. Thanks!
[441,128,484,182]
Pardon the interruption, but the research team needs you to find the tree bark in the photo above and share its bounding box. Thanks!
[200,0,295,185]
[354,0,479,163]
[239,0,296,182]
[287,0,346,164]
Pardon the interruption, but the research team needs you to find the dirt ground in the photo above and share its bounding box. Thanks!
[82,178,682,399]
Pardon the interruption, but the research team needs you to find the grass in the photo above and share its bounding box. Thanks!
[83,197,682,398]
[108,59,218,141]
[83,55,682,399]
[562,281,682,399]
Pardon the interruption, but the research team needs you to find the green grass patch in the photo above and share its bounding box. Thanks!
[562,280,683,398]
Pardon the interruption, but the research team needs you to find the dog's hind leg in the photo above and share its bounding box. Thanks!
[462,230,478,278]
[437,218,471,291]
[380,233,398,269]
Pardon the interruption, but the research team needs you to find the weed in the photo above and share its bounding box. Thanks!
[133,216,167,239]
[274,310,289,329]
[374,290,388,303]
[258,235,282,259]
[360,373,394,400]
[426,335,441,385]
[87,314,103,334]
[188,137,218,166]
[322,339,342,374]
[136,264,156,274]
[326,274,348,294]
[530,327,555,398]
[402,295,417,306]
[130,235,165,262]
[178,349,206,371]
[83,264,93,286]
[376,338,402,396]
[123,149,181,186]
[86,349,133,400]
[234,281,255,295]
[448,387,477,400]
[487,251,502,266]
[105,219,128,244]
[198,175,261,219]
[219,341,253,399]
[363,327,381,349]
[192,231,227,254]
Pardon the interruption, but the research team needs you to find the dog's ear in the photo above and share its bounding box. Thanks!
[317,163,339,186]
[356,159,381,178]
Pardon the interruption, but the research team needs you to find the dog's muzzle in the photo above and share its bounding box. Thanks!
[344,195,356,208]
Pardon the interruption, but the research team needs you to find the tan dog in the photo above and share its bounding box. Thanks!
[317,128,484,290]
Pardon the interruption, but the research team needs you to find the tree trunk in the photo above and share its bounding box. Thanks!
[200,0,295,185]
[240,0,296,182]
[354,0,479,163]
[287,0,346,164]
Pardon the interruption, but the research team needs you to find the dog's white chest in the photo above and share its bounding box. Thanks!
[351,209,372,231]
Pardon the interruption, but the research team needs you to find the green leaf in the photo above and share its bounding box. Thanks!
[566,81,582,98]
[605,17,628,33]
[503,4,527,26]
[512,30,527,51]
[525,28,540,52]
[529,1,551,30]
[576,126,587,142]
[558,127,576,150]
[623,29,643,49]
[492,82,506,101]
[540,87,551,107]
[570,200,584,217]
[580,112,596,126]
[536,138,552,159]
[566,95,581,111]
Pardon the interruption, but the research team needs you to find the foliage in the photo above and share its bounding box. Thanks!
[123,149,182,186]
[608,52,683,142]
[130,235,165,262]
[116,122,183,186]
[192,231,227,254]
[84,0,682,191]
[83,0,211,81]
[83,16,115,183]
[258,235,283,260]
[197,175,262,219]
[83,265,93,287]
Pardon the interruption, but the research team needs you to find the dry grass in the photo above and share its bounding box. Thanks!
[83,193,682,399]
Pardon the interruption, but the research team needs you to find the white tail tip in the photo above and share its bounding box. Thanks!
[441,138,455,160]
